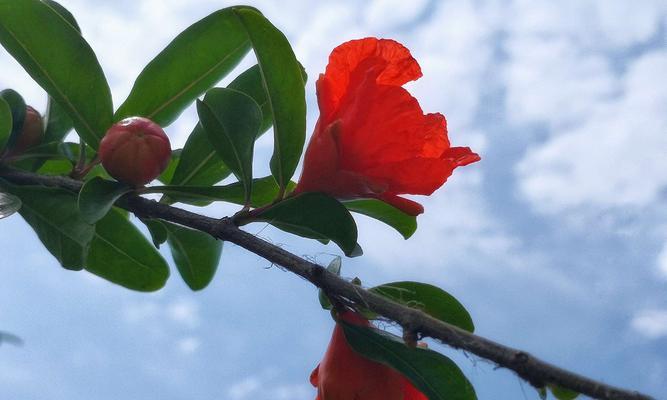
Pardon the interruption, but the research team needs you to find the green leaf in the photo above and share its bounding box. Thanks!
[162,221,222,291]
[43,0,81,32]
[253,193,358,256]
[148,176,289,208]
[86,208,169,291]
[78,177,132,224]
[197,88,261,205]
[0,183,94,270]
[233,8,306,193]
[318,256,342,310]
[342,323,477,400]
[345,199,418,239]
[0,0,113,149]
[370,282,474,332]
[42,1,81,145]
[549,385,579,400]
[0,89,26,149]
[0,189,20,219]
[164,60,301,189]
[228,63,308,135]
[114,7,254,126]
[43,97,73,144]
[167,122,231,188]
[157,149,180,184]
[140,218,169,248]
[0,96,11,150]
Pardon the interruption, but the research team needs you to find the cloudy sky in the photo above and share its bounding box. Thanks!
[1,0,666,399]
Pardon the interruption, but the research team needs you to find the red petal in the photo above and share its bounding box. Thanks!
[376,194,424,216]
[319,38,422,117]
[401,377,429,400]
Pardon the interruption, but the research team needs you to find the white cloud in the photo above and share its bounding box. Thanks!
[167,297,201,329]
[364,0,429,30]
[516,50,667,214]
[503,36,617,128]
[506,0,665,50]
[631,309,667,339]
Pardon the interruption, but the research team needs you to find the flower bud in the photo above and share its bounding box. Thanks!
[99,117,171,186]
[11,105,44,154]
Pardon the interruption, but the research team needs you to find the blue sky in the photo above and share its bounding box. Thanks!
[1,0,666,399]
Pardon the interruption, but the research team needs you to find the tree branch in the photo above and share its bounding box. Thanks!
[0,168,654,400]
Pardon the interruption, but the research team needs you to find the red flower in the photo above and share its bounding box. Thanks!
[310,311,428,400]
[293,38,480,216]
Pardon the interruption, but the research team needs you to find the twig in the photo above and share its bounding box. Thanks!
[0,168,655,400]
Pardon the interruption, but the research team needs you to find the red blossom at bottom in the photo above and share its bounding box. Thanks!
[310,311,428,400]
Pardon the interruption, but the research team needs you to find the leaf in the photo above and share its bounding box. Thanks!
[0,183,94,270]
[342,323,477,400]
[78,177,132,224]
[114,7,254,126]
[167,122,231,187]
[253,193,358,256]
[164,60,303,189]
[162,221,222,291]
[370,282,474,333]
[228,63,308,135]
[43,0,81,32]
[0,89,26,149]
[233,8,306,193]
[318,256,342,310]
[0,0,113,149]
[0,189,20,219]
[345,199,418,239]
[86,208,169,291]
[0,96,11,150]
[43,97,74,144]
[157,149,180,184]
[197,88,261,205]
[140,218,169,248]
[549,385,579,400]
[148,176,289,208]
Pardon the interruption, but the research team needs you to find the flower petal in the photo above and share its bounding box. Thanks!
[321,38,422,116]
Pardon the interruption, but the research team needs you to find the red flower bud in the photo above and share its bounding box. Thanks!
[11,105,44,154]
[310,311,428,400]
[99,117,171,186]
[294,38,480,216]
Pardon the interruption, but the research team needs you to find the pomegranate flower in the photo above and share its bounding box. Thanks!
[310,311,428,400]
[293,38,480,216]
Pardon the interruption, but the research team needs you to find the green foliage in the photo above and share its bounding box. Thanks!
[233,8,306,194]
[345,199,418,239]
[252,193,359,256]
[147,176,289,208]
[549,385,579,400]
[0,0,113,149]
[318,257,342,310]
[370,282,474,332]
[0,96,11,151]
[2,183,94,270]
[0,89,26,150]
[167,122,231,188]
[86,208,169,291]
[115,7,254,126]
[342,322,477,400]
[77,177,131,224]
[197,88,261,205]
[162,221,222,291]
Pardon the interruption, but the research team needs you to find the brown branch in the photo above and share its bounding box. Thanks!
[0,168,655,400]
